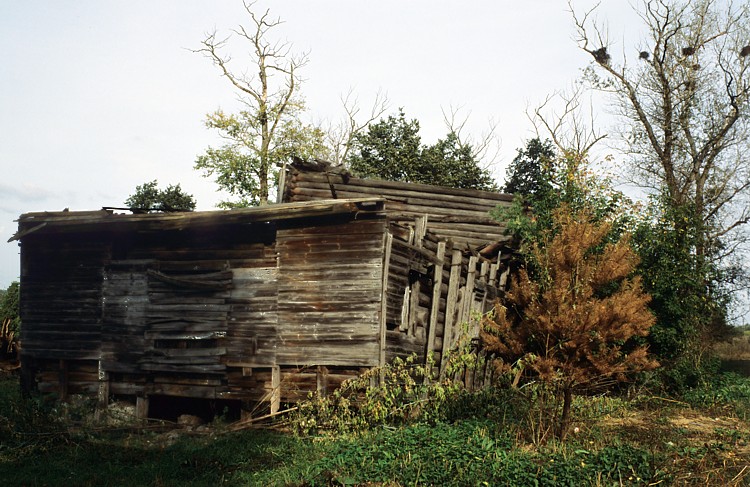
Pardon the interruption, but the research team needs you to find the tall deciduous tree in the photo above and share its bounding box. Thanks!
[482,206,657,440]
[347,110,497,190]
[573,0,750,367]
[195,1,327,207]
[573,0,750,264]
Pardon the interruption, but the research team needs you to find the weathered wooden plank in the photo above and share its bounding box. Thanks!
[290,172,512,202]
[426,241,446,370]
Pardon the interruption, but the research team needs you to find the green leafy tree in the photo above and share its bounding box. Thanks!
[0,282,20,336]
[124,180,196,213]
[631,197,734,389]
[493,142,633,260]
[347,110,497,190]
[194,2,329,207]
[482,207,657,441]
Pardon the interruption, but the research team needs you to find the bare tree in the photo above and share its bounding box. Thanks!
[324,89,389,166]
[572,0,750,257]
[528,84,607,157]
[194,1,316,206]
[441,105,501,167]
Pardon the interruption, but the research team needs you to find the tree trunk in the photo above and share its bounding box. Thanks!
[558,386,573,441]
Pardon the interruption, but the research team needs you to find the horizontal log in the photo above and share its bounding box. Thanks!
[290,184,505,212]
[291,172,513,202]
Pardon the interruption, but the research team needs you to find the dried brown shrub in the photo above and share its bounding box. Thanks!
[482,205,658,440]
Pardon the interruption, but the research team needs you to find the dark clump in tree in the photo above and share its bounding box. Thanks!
[347,109,497,191]
[125,180,197,213]
[482,206,657,440]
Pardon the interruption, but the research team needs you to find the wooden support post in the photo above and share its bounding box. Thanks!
[270,366,281,414]
[407,216,428,336]
[399,286,411,332]
[58,359,68,402]
[489,263,498,285]
[440,250,464,379]
[136,396,149,419]
[479,261,490,314]
[499,266,510,289]
[414,216,428,244]
[379,233,393,367]
[317,366,329,396]
[95,361,110,420]
[408,280,421,337]
[463,257,478,335]
[425,241,446,381]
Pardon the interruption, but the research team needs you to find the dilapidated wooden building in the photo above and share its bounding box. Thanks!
[12,168,515,419]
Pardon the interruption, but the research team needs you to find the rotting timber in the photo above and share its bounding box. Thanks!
[12,170,515,420]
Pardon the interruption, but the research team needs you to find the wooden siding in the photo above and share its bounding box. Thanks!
[276,215,386,367]
[16,189,514,418]
[20,235,109,361]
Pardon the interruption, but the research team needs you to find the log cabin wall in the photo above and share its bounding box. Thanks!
[14,199,389,417]
[282,165,514,250]
[284,166,516,385]
[14,181,514,417]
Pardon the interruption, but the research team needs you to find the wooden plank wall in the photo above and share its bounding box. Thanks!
[275,215,386,367]
[20,235,110,362]
[18,198,508,415]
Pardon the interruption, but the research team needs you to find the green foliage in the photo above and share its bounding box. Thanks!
[291,354,466,435]
[683,373,750,419]
[631,196,734,390]
[503,137,556,197]
[348,109,497,190]
[1,370,748,485]
[305,421,671,486]
[493,142,635,264]
[195,109,328,207]
[0,281,20,335]
[625,179,740,392]
[124,180,196,212]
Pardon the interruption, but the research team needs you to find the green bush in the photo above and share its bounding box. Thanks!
[683,372,750,419]
[0,281,20,335]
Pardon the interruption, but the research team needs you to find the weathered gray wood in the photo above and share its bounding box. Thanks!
[271,366,281,414]
[425,241,446,373]
[290,171,513,202]
[136,396,149,419]
[380,232,393,368]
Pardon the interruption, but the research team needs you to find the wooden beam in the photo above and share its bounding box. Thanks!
[95,361,109,420]
[270,366,281,414]
[136,396,149,419]
[316,366,329,396]
[425,241,446,381]
[440,250,463,379]
[58,359,68,402]
[379,232,393,368]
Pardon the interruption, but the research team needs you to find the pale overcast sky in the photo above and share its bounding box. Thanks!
[0,1,638,289]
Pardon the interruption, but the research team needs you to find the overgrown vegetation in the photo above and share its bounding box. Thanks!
[482,205,658,441]
[1,367,749,485]
[0,282,20,358]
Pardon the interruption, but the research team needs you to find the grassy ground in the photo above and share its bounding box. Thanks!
[0,373,749,486]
